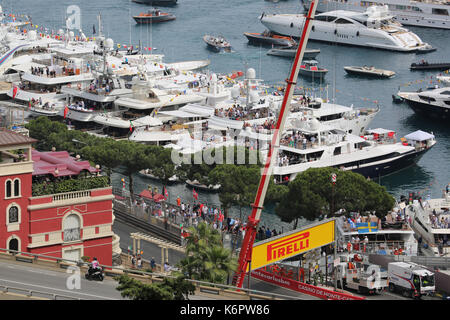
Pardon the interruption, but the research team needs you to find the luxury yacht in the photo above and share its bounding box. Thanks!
[397,86,450,122]
[260,5,432,52]
[273,121,436,183]
[303,0,450,29]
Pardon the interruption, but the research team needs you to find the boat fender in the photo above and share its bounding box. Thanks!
[311,26,315,32]
[356,31,359,36]
[290,22,294,28]
[334,29,337,35]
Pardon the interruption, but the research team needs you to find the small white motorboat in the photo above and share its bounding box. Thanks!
[344,65,395,78]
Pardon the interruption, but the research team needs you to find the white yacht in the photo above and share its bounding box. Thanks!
[303,0,450,29]
[167,68,380,154]
[397,86,450,122]
[405,186,450,257]
[273,122,436,183]
[260,5,432,52]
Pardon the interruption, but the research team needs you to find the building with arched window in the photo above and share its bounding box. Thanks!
[0,130,116,266]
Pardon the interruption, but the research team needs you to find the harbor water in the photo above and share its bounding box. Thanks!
[12,0,450,231]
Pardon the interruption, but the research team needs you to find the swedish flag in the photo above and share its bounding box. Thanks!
[356,222,378,234]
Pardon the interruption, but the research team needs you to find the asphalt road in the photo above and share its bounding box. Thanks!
[0,259,124,300]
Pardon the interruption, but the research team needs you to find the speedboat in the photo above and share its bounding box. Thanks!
[203,35,232,53]
[303,0,450,30]
[185,179,221,192]
[344,66,395,78]
[405,186,450,257]
[397,86,450,122]
[267,47,320,59]
[260,5,432,52]
[131,0,177,6]
[243,30,296,47]
[133,9,176,24]
[410,60,450,71]
[298,60,328,81]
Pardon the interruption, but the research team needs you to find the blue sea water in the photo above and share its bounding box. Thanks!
[11,0,450,230]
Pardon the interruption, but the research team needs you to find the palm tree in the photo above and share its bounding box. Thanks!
[178,222,236,284]
[204,245,237,283]
[185,222,222,255]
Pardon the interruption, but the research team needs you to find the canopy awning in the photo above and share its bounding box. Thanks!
[366,128,394,135]
[139,189,166,202]
[404,130,435,141]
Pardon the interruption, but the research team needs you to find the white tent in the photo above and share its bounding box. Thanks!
[404,130,435,142]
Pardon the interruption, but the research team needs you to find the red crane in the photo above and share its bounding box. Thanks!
[232,0,320,288]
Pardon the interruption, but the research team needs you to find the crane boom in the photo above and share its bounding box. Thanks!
[232,0,320,288]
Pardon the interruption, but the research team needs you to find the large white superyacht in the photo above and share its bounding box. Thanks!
[303,0,450,29]
[260,5,432,52]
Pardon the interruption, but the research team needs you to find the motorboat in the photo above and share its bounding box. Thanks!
[273,122,436,183]
[397,86,450,122]
[260,5,432,52]
[405,185,450,257]
[303,0,450,30]
[298,60,328,81]
[267,47,320,59]
[410,60,450,71]
[185,179,221,192]
[132,0,177,6]
[243,30,296,47]
[133,9,176,24]
[203,35,232,53]
[344,66,395,78]
[138,169,179,184]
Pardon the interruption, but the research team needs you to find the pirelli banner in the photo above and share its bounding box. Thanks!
[249,218,335,271]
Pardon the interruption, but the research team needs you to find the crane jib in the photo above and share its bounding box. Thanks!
[232,0,319,289]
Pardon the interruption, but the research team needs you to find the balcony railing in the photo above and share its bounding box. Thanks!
[63,228,80,242]
[53,191,91,202]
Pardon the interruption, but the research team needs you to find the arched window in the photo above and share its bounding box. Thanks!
[63,214,81,242]
[6,180,12,198]
[8,206,19,223]
[13,179,20,197]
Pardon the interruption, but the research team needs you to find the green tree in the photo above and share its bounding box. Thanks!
[115,140,153,201]
[80,139,124,183]
[275,167,395,227]
[178,222,237,284]
[114,274,195,300]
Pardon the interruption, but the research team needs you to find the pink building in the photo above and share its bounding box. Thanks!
[0,129,119,266]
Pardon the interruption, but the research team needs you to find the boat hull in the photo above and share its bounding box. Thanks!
[349,148,431,179]
[267,48,320,59]
[403,99,450,122]
[410,63,450,71]
[133,15,176,23]
[298,68,327,80]
[344,67,395,78]
[244,33,294,47]
[132,0,177,6]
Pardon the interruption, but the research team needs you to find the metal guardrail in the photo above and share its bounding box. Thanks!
[0,247,303,300]
[0,285,81,300]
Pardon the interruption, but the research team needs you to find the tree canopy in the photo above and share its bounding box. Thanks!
[114,274,195,300]
[275,167,395,225]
